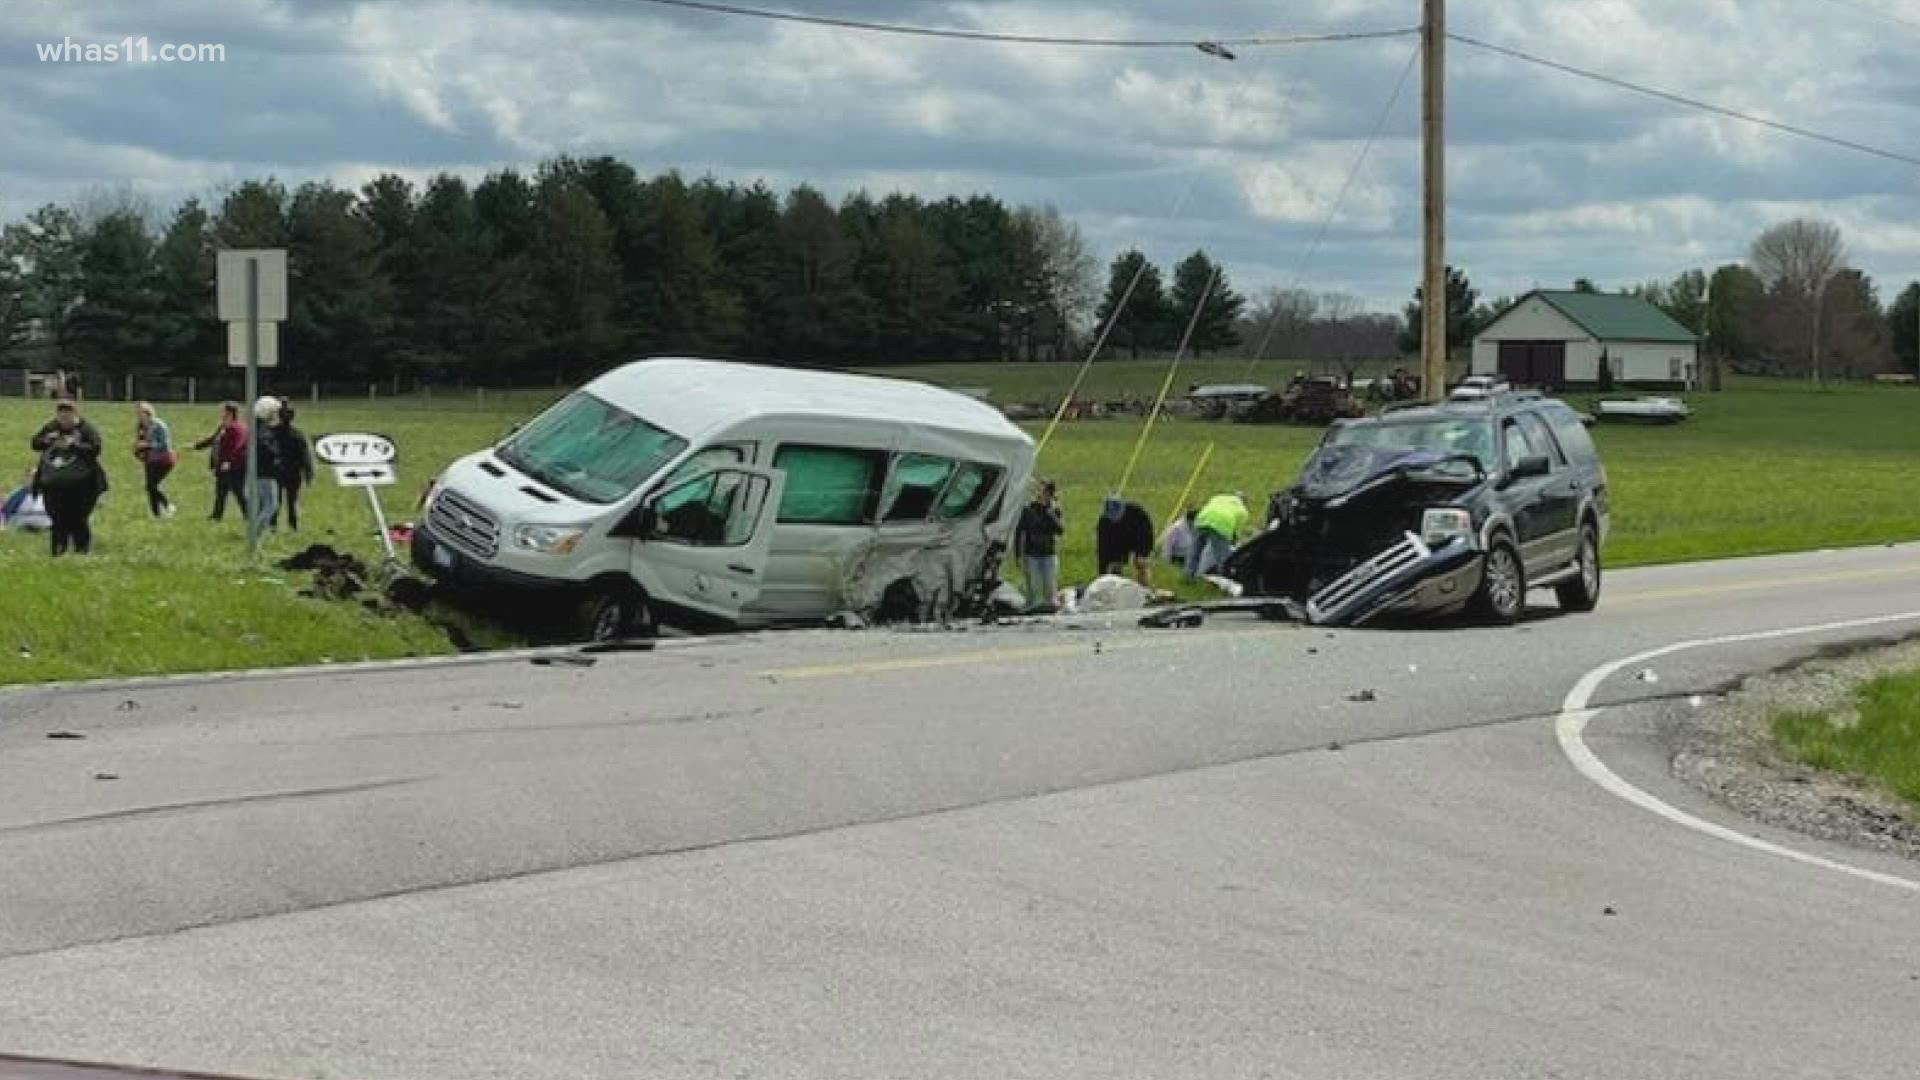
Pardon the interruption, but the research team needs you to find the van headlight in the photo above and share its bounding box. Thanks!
[512,523,588,555]
[1421,508,1474,548]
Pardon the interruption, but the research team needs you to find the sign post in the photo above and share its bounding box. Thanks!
[216,249,288,560]
[316,433,400,564]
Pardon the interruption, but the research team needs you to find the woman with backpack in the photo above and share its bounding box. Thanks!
[30,398,108,556]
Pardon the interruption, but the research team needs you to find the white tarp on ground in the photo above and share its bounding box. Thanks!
[1078,574,1154,612]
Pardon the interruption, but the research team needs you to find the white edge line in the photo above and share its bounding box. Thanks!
[1556,610,1920,893]
[0,636,727,699]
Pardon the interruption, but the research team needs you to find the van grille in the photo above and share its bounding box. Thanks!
[429,488,500,558]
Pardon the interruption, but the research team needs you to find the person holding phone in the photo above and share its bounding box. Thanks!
[30,398,107,555]
[1013,478,1065,612]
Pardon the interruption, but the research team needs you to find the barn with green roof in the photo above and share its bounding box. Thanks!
[1470,290,1700,390]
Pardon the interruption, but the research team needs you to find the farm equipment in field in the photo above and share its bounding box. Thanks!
[1233,376,1368,425]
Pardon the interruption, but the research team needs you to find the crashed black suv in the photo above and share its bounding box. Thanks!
[1221,390,1608,626]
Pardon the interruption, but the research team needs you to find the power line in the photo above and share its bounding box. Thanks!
[1241,42,1420,382]
[622,0,1418,53]
[1449,32,1920,171]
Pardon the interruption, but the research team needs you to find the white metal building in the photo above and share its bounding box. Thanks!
[1471,290,1699,389]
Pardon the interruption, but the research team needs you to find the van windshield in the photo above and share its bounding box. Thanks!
[496,391,688,505]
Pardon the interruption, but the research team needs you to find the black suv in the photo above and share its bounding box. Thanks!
[1221,390,1609,626]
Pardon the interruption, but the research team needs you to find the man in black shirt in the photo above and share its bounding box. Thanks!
[1012,479,1064,611]
[1096,495,1155,588]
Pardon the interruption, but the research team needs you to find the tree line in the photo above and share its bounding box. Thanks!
[0,158,1265,387]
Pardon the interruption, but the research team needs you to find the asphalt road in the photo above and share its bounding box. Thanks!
[3,544,1920,1079]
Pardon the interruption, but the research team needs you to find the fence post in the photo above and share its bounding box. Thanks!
[369,383,377,402]
[188,377,196,404]
[311,382,319,404]
[126,373,135,401]
[477,387,485,410]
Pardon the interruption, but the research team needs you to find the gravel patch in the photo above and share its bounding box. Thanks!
[1670,636,1920,862]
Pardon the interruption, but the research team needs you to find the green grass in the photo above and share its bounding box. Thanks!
[4,370,1920,685]
[0,396,544,685]
[1774,668,1920,804]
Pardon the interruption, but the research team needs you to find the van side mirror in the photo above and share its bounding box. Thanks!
[614,505,658,539]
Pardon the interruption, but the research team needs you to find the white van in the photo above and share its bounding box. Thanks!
[412,357,1036,639]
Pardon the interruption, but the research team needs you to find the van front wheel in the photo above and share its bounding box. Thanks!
[579,586,654,643]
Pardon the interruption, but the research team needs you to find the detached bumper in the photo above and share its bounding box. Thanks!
[1303,533,1479,626]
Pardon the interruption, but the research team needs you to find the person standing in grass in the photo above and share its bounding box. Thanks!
[194,402,249,521]
[250,396,284,534]
[30,398,107,556]
[133,402,177,518]
[1012,478,1064,612]
[271,402,315,531]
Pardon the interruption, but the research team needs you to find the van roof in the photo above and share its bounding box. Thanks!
[588,357,1034,450]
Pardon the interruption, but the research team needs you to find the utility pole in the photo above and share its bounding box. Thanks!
[1421,0,1447,402]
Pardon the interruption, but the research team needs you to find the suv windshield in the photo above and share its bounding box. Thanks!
[1324,417,1494,473]
[497,391,688,505]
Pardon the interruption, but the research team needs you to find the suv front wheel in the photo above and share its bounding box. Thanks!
[1471,536,1526,624]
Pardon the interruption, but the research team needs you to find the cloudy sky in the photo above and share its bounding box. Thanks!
[4,0,1918,312]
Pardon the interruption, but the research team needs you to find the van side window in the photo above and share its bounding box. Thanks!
[661,445,746,491]
[882,454,956,522]
[772,444,885,525]
[652,470,770,548]
[937,463,1003,520]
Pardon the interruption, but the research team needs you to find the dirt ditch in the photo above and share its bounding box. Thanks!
[277,544,478,652]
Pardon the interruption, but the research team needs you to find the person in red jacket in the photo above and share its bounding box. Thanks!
[192,402,250,521]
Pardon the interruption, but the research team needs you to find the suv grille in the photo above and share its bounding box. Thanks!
[1306,531,1430,623]
[429,487,500,558]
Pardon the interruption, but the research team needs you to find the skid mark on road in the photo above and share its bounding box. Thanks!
[0,778,423,837]
[1556,611,1920,893]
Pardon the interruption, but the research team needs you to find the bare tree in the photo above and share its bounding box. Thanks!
[1238,286,1319,363]
[1014,204,1097,360]
[1750,218,1847,384]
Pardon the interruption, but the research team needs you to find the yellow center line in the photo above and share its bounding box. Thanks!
[1610,563,1920,606]
[763,627,1292,680]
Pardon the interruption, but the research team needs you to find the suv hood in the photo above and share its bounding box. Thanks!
[1294,445,1484,506]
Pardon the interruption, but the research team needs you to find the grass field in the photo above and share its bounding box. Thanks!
[1774,669,1920,804]
[4,368,1920,685]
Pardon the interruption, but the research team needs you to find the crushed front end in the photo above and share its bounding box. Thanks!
[1220,447,1487,627]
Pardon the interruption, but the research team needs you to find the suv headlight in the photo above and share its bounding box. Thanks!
[1421,508,1474,548]
[512,523,588,555]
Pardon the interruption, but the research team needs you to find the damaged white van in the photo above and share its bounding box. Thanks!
[412,357,1036,640]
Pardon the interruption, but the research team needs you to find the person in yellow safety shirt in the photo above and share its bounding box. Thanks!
[1184,490,1250,581]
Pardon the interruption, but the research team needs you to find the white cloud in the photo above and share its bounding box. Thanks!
[0,0,1916,309]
